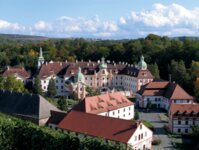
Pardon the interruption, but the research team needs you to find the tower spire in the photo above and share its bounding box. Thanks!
[38,47,45,69]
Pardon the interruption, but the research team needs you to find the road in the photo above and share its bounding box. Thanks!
[139,110,175,150]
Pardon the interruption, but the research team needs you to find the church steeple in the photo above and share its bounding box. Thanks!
[38,47,44,69]
[137,55,147,70]
[99,57,107,69]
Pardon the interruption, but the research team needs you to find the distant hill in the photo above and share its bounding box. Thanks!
[172,36,199,41]
[0,33,48,45]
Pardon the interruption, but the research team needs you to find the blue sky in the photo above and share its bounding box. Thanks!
[0,0,199,39]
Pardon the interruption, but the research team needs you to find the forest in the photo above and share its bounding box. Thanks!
[0,34,199,100]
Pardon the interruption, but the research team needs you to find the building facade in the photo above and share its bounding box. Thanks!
[37,48,153,99]
[73,92,134,120]
[136,81,194,111]
[169,103,199,134]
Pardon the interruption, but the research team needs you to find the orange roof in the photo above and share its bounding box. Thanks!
[168,84,194,100]
[2,67,30,79]
[170,103,199,115]
[138,81,194,100]
[145,81,169,89]
[58,110,141,143]
[73,92,134,114]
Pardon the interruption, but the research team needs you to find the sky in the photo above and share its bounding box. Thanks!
[0,0,199,39]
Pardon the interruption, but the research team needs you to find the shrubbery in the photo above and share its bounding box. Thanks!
[152,139,161,145]
[0,113,125,150]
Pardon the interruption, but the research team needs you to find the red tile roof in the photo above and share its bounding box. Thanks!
[170,103,199,116]
[73,92,134,114]
[137,81,194,100]
[58,110,140,143]
[2,67,30,79]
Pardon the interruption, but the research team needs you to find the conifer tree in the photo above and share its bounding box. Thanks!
[47,78,56,97]
[33,76,42,95]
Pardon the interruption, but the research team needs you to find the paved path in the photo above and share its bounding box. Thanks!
[139,111,175,150]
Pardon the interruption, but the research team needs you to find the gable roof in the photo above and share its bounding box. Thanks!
[73,92,134,114]
[137,81,194,100]
[2,67,30,79]
[46,110,67,125]
[0,90,60,121]
[58,110,140,143]
[170,103,199,116]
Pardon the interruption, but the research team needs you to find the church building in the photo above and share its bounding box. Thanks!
[37,48,153,99]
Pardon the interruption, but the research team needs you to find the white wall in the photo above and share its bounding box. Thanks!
[97,105,134,120]
[128,122,153,150]
[171,118,199,134]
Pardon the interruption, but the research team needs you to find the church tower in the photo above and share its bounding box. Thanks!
[137,55,147,70]
[38,47,44,69]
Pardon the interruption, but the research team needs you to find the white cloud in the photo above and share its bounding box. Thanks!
[1,3,199,39]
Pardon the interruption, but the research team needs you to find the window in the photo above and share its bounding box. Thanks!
[187,100,189,103]
[147,98,150,102]
[61,86,63,89]
[185,129,188,133]
[85,77,87,80]
[185,120,188,125]
[140,124,142,130]
[118,110,120,113]
[90,77,92,80]
[145,132,147,137]
[178,129,181,133]
[56,86,58,89]
[123,114,125,117]
[178,120,181,125]
[123,108,125,112]
[44,80,46,83]
[135,136,137,141]
[61,79,63,83]
[44,86,46,89]
[56,80,58,83]
[138,135,140,140]
[113,111,115,115]
[141,133,143,139]
[129,107,131,110]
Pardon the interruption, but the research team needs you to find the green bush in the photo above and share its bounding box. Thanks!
[152,139,161,145]
[134,111,139,120]
[0,113,125,150]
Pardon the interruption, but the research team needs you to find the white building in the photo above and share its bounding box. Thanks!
[136,81,194,111]
[73,92,134,120]
[56,110,153,150]
[169,103,199,134]
[37,48,153,99]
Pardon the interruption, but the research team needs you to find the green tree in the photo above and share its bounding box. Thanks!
[57,97,67,111]
[148,63,160,79]
[33,76,42,95]
[47,78,56,97]
[134,111,139,120]
[3,75,26,92]
[191,125,199,149]
[86,86,101,96]
[169,60,188,85]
